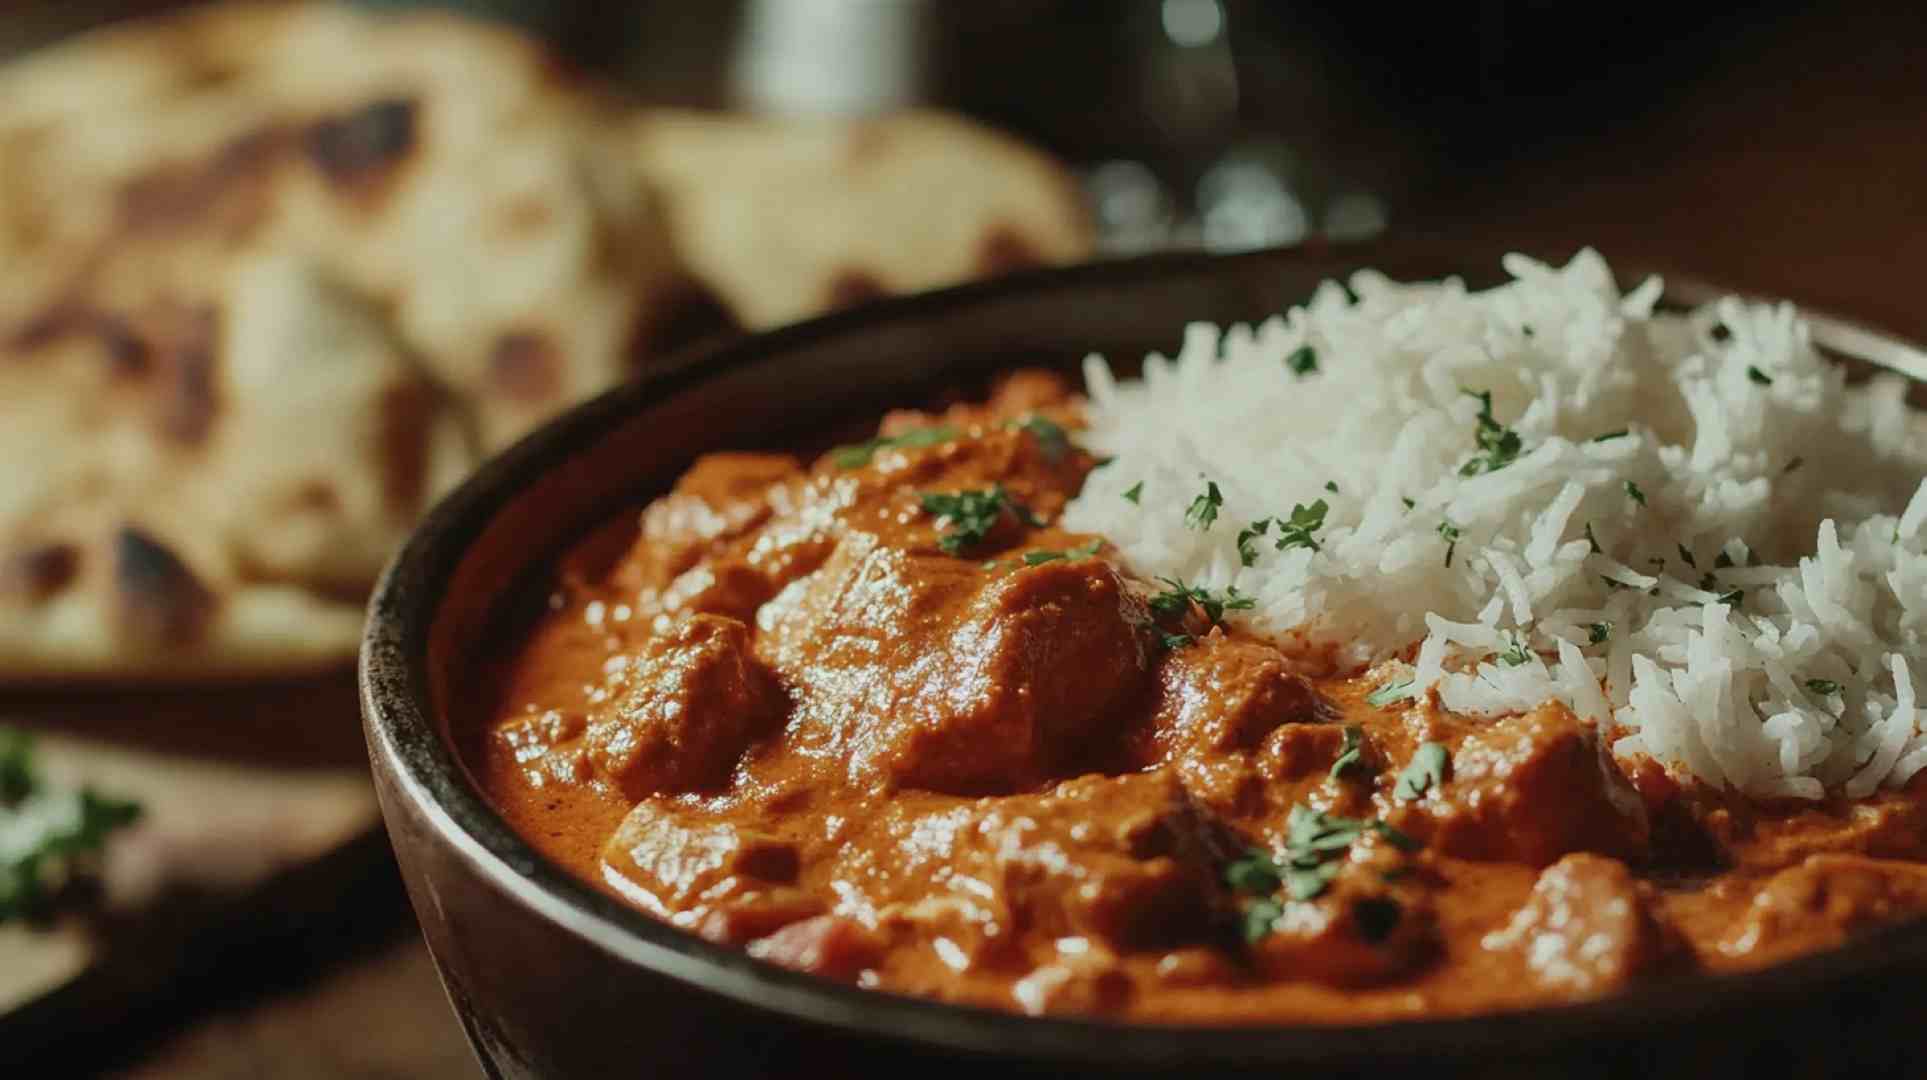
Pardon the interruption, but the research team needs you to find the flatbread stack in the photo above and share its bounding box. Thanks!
[0,1,1093,685]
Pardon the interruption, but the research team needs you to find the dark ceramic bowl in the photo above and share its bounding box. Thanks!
[361,238,1927,1079]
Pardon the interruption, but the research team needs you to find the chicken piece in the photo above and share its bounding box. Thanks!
[1483,853,1661,997]
[1243,838,1438,987]
[1011,944,1134,1015]
[747,915,884,982]
[585,614,780,798]
[600,801,799,916]
[1141,635,1326,762]
[492,707,591,789]
[759,539,1151,794]
[1717,854,1927,963]
[1409,702,1650,867]
[619,452,802,588]
[839,771,1226,969]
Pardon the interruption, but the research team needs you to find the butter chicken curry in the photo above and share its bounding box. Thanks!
[472,372,1927,1023]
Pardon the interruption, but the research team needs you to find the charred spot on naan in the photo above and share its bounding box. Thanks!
[489,331,562,404]
[302,97,420,201]
[116,125,294,242]
[113,526,214,645]
[0,543,81,605]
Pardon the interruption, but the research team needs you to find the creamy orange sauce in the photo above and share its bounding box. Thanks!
[469,371,1927,1023]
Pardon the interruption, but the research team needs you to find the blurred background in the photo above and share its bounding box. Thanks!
[1,1,1923,1076]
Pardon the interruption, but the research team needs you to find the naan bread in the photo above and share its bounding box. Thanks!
[629,109,1094,329]
[0,2,680,680]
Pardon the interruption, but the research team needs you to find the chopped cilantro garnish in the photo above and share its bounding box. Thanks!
[1287,345,1320,376]
[1160,632,1194,650]
[1401,497,1416,511]
[1747,366,1774,386]
[831,425,958,469]
[1010,415,1070,463]
[1367,679,1416,708]
[1122,481,1143,504]
[1228,806,1418,929]
[919,485,1036,555]
[0,729,34,804]
[1497,637,1532,666]
[1241,896,1285,942]
[1021,539,1103,566]
[1394,742,1449,801]
[1185,480,1224,531]
[1589,621,1613,645]
[1438,520,1461,568]
[1458,389,1524,476]
[1,729,142,925]
[1236,519,1271,567]
[1329,726,1367,781]
[1225,849,1284,895]
[1585,522,1603,555]
[1149,577,1254,625]
[1592,429,1630,443]
[1624,480,1647,506]
[1805,678,1841,696]
[1272,499,1329,553]
[1325,480,1340,494]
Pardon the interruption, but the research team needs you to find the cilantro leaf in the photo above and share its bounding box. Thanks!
[1806,678,1841,696]
[1624,480,1647,507]
[1497,638,1532,666]
[1185,480,1224,531]
[1236,519,1271,567]
[1122,481,1143,505]
[1329,726,1367,781]
[920,485,1035,555]
[1021,539,1102,566]
[1287,345,1319,376]
[1747,366,1774,386]
[1458,389,1525,476]
[1,729,142,925]
[1148,578,1255,625]
[0,729,34,804]
[1438,520,1461,568]
[1589,621,1613,645]
[1367,679,1416,708]
[1011,415,1071,463]
[1273,499,1328,553]
[1394,742,1450,801]
[832,425,958,469]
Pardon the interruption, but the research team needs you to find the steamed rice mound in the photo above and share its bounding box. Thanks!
[1064,251,1926,799]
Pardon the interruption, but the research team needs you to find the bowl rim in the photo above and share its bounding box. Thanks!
[360,237,1927,1067]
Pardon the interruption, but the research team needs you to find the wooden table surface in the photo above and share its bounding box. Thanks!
[49,6,1927,1077]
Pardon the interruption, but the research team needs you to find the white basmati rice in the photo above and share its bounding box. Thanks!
[1064,250,1927,798]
